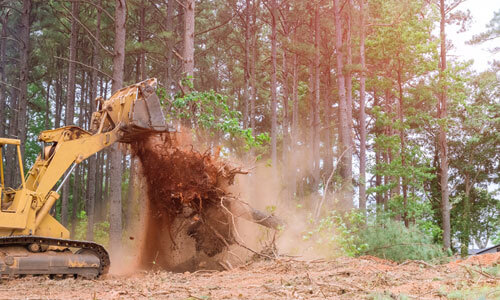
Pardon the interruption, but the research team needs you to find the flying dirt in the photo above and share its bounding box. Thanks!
[122,126,283,272]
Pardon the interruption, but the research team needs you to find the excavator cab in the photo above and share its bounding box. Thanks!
[0,138,26,211]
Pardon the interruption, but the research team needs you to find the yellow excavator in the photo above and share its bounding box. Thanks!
[0,78,166,278]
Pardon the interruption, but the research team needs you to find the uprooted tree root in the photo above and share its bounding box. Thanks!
[127,128,262,271]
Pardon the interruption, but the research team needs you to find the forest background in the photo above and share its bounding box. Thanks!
[0,0,498,259]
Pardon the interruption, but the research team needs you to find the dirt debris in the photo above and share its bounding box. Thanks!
[127,129,253,272]
[2,255,498,299]
[447,252,500,269]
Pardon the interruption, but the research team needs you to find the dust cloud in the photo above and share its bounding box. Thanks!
[113,127,333,273]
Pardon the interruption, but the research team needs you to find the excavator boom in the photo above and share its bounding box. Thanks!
[0,79,166,278]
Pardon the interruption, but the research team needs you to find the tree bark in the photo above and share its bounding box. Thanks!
[72,71,86,237]
[439,0,451,250]
[109,0,127,252]
[183,0,195,78]
[17,0,30,158]
[358,0,367,212]
[71,165,80,237]
[65,0,79,126]
[323,61,333,177]
[269,0,278,167]
[87,0,102,241]
[0,13,8,137]
[126,156,137,230]
[313,5,321,186]
[62,0,80,227]
[397,65,408,226]
[333,0,353,209]
[460,173,471,256]
[7,86,18,186]
[243,0,251,129]
[250,0,258,131]
[345,0,354,150]
[44,81,51,130]
[139,0,146,80]
[55,50,63,129]
[164,0,175,90]
[290,53,299,198]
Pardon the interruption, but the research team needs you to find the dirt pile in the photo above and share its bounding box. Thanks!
[127,128,248,271]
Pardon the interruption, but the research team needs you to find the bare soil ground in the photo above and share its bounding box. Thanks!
[1,253,498,299]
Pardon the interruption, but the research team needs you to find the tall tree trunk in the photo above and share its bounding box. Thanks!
[95,152,104,222]
[139,1,146,80]
[460,173,471,256]
[87,0,102,241]
[345,0,354,150]
[109,0,127,253]
[308,63,315,187]
[358,0,367,212]
[55,52,63,129]
[183,0,195,78]
[62,0,80,227]
[333,0,353,209]
[126,156,137,230]
[17,0,30,158]
[71,165,80,237]
[44,81,51,130]
[164,0,175,90]
[249,0,258,131]
[323,61,333,176]
[397,66,408,226]
[282,45,290,200]
[243,0,251,129]
[71,72,85,237]
[129,3,142,227]
[439,0,451,250]
[290,53,299,198]
[0,13,8,137]
[7,86,18,186]
[312,5,321,186]
[269,0,278,167]
[373,90,383,210]
[65,0,79,126]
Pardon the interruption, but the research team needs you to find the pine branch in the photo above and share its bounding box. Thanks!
[54,56,113,80]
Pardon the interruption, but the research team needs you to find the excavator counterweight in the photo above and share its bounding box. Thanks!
[0,79,166,278]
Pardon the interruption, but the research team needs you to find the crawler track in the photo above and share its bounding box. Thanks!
[0,236,109,278]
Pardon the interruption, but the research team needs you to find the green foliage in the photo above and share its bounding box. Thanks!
[302,211,368,257]
[448,68,500,252]
[483,265,499,277]
[25,83,49,167]
[493,230,500,245]
[304,210,445,262]
[72,211,110,247]
[160,85,270,152]
[358,217,446,263]
[468,8,500,50]
[446,286,500,300]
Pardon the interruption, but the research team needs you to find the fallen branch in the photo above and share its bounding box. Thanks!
[400,260,436,269]
[227,199,285,230]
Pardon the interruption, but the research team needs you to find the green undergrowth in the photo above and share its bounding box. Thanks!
[72,211,110,247]
[446,285,500,299]
[358,218,446,263]
[303,210,447,263]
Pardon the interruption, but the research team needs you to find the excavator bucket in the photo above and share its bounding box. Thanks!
[131,79,168,131]
[92,78,168,135]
